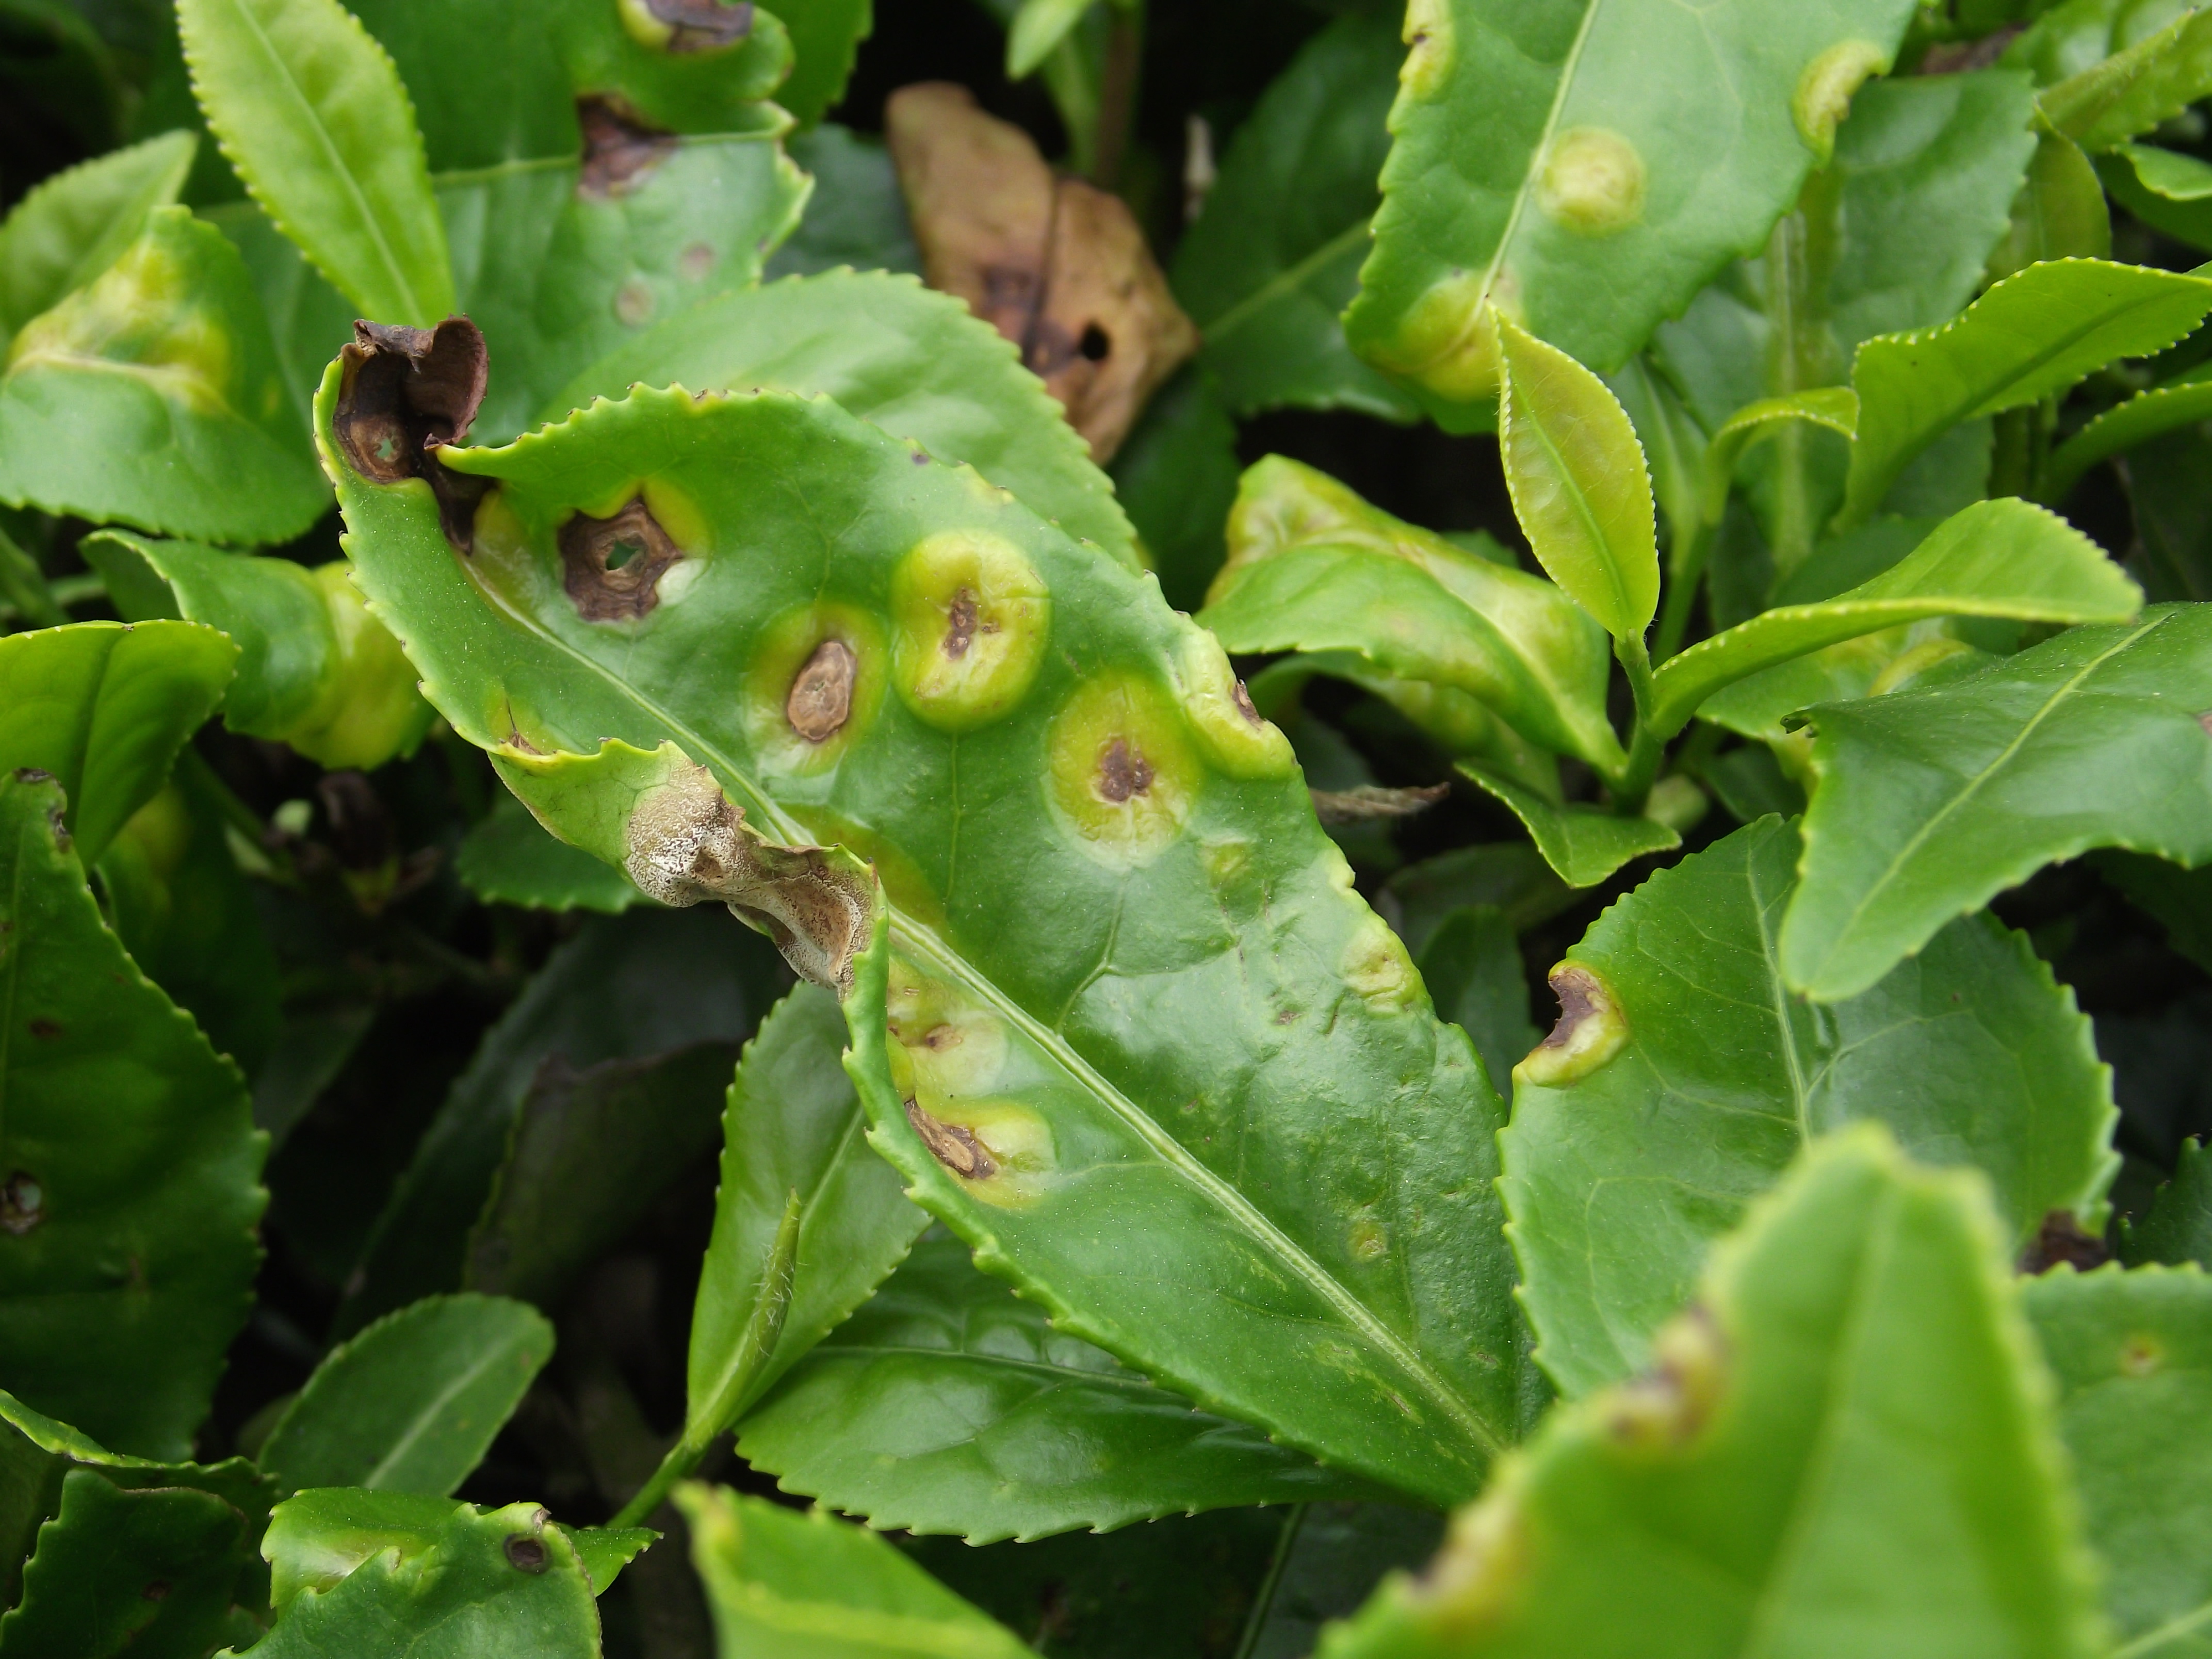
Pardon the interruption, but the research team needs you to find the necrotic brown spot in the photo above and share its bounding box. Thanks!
[577,96,676,197]
[943,590,979,659]
[27,1019,59,1039]
[505,1535,549,1573]
[1539,967,1602,1051]
[786,639,858,743]
[1096,739,1152,804]
[905,1098,996,1180]
[2,1172,42,1235]
[560,498,682,622]
[332,318,491,551]
[647,0,753,49]
[1231,679,1262,727]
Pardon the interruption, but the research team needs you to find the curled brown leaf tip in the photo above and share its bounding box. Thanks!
[578,95,675,197]
[1310,783,1450,825]
[647,0,752,50]
[560,497,684,621]
[334,316,491,551]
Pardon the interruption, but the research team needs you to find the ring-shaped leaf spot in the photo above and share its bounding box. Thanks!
[889,530,1050,733]
[1794,38,1892,162]
[885,956,1013,1102]
[1167,626,1297,782]
[744,600,890,776]
[1536,127,1647,235]
[1046,671,1204,869]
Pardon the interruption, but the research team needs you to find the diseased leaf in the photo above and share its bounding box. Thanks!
[328,348,1528,1504]
[2121,1138,2212,1268]
[1321,1127,2104,1659]
[737,1232,1374,1542]
[0,129,197,340]
[560,1525,655,1598]
[453,794,645,914]
[1415,905,1536,1104]
[1455,762,1679,890]
[87,532,434,772]
[1170,11,1415,422]
[678,1483,1033,1659]
[2023,1263,2212,1653]
[178,0,453,323]
[0,207,327,546]
[0,620,234,867]
[1198,456,1622,775]
[1343,0,1918,424]
[1839,257,2212,531]
[0,769,266,1460]
[257,1294,554,1496]
[1501,816,2118,1398]
[1785,604,2212,1001]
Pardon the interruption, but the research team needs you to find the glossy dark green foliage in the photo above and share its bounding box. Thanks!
[1237,1504,1447,1659]
[2124,1139,2212,1269]
[739,1232,1376,1542]
[763,125,917,279]
[453,794,644,914]
[0,769,266,1460]
[1108,365,1240,612]
[1413,905,1535,1102]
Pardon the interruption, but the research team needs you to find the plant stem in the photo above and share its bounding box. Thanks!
[610,1433,706,1531]
[1091,0,1143,190]
[1230,1503,1308,1659]
[1613,633,1665,815]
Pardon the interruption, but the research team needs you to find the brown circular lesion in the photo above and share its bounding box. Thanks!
[559,498,683,622]
[785,639,858,743]
[942,590,980,660]
[1096,738,1154,804]
[503,1534,549,1574]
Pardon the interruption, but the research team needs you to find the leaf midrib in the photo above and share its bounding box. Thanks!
[1201,219,1371,342]
[355,1337,522,1488]
[1478,0,1612,324]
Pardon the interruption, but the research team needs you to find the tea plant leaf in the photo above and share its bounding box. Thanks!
[1647,497,2142,736]
[1495,317,1658,642]
[766,124,920,280]
[2024,1263,2212,1654]
[737,1232,1374,1542]
[87,532,434,772]
[2038,5,2212,153]
[257,1294,554,1496]
[1170,11,1415,422]
[563,1525,655,1597]
[2041,363,2212,503]
[0,207,327,546]
[1198,457,1621,774]
[1839,257,2212,531]
[178,0,453,323]
[247,1491,601,1656]
[1343,0,1918,424]
[678,1483,1034,1659]
[1501,817,2118,1398]
[1322,1127,2104,1659]
[1455,762,1679,889]
[552,268,1135,564]
[1784,604,2212,1001]
[453,794,645,913]
[1108,365,1240,611]
[0,770,266,1460]
[327,356,1527,1505]
[2124,1139,2212,1269]
[1415,905,1537,1104]
[769,0,871,126]
[0,619,234,867]
[2100,142,2212,254]
[0,128,196,339]
[1007,0,1091,78]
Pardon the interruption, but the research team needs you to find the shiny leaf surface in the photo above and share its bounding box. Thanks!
[452,795,644,913]
[1455,762,1678,889]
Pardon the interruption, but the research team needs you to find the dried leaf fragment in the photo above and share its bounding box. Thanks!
[333,316,491,550]
[886,82,1199,462]
[1310,783,1450,825]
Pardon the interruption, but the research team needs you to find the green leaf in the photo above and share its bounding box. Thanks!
[1455,762,1679,889]
[773,0,871,126]
[178,0,453,324]
[466,1041,741,1307]
[1648,496,2142,735]
[550,268,1134,564]
[338,909,779,1332]
[765,124,919,280]
[687,984,924,1451]
[1322,1126,2104,1659]
[677,1483,1032,1659]
[559,1525,655,1598]
[1170,12,1416,423]
[2023,1263,2212,1653]
[1107,365,1239,613]
[1501,815,2117,1397]
[0,770,265,1460]
[2113,139,2212,199]
[1785,604,2212,1000]
[1415,905,1536,1103]
[0,207,328,546]
[1495,318,1660,642]
[86,532,435,771]
[1236,1505,1449,1659]
[1343,0,1917,422]
[1385,842,1575,957]
[1839,257,2212,531]
[1990,122,2112,281]
[737,1232,1373,1543]
[0,1469,256,1658]
[2125,1140,2212,1268]
[328,361,1527,1504]
[2039,4,2212,151]
[0,129,196,340]
[0,619,234,868]
[453,794,646,914]
[245,1490,601,1657]
[1006,0,1091,78]
[1198,456,1622,774]
[257,1294,554,1496]
[2041,362,2212,503]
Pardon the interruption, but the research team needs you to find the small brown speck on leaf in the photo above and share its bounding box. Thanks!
[1232,680,1262,726]
[577,96,676,197]
[12,767,51,784]
[786,639,858,742]
[1540,966,1604,1052]
[560,497,684,622]
[943,590,980,659]
[333,317,491,551]
[905,1097,997,1180]
[27,1019,59,1039]
[922,1023,962,1051]
[644,0,752,50]
[2199,710,2212,736]
[1097,738,1153,803]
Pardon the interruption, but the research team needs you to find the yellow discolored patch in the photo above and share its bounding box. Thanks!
[1794,40,1889,162]
[1601,1305,1728,1452]
[1537,127,1647,236]
[1366,273,1512,402]
[885,956,1011,1099]
[12,233,236,416]
[889,530,1051,731]
[1341,914,1421,1013]
[901,1095,1056,1209]
[1046,671,1202,866]
[1401,0,1454,98]
[743,601,889,775]
[1515,962,1630,1087]
[615,0,675,47]
[1349,1217,1390,1262]
[1169,627,1296,780]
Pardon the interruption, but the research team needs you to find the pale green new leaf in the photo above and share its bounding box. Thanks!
[1784,604,2212,1001]
[2041,362,2212,502]
[737,1233,1373,1542]
[1648,497,2142,735]
[1322,1127,2104,1659]
[257,1294,554,1496]
[1501,818,2117,1398]
[1839,257,2212,530]
[2099,144,2212,250]
[2039,4,2212,152]
[679,1484,1032,1659]
[2115,140,2212,199]
[1456,762,1679,890]
[179,0,453,323]
[1343,0,1918,424]
[0,129,196,339]
[1006,0,1091,78]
